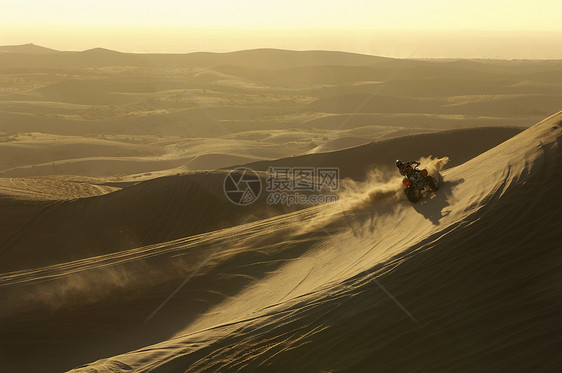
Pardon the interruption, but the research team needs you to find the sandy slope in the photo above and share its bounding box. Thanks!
[0,178,118,200]
[245,126,523,180]
[0,113,560,372]
[1,45,560,371]
[76,112,561,372]
[0,171,299,272]
[0,127,519,273]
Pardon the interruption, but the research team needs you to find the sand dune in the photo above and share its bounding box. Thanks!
[0,112,560,372]
[0,178,118,201]
[0,172,271,272]
[0,126,519,273]
[311,92,562,117]
[245,126,523,180]
[1,46,561,372]
[68,112,562,372]
[3,46,559,183]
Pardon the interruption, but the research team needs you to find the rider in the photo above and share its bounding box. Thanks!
[395,160,420,178]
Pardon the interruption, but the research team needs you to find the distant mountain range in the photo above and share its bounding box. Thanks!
[0,43,59,54]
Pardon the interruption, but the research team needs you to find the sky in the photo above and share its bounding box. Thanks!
[2,0,561,58]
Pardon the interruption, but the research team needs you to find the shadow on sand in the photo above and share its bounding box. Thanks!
[411,175,465,225]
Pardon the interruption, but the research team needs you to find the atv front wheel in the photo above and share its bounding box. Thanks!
[404,188,419,203]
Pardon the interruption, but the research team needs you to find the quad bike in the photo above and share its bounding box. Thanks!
[402,165,439,203]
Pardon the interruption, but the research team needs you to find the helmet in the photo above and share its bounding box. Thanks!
[395,160,403,168]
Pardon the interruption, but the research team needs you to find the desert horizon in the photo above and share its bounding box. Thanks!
[3,31,562,59]
[1,5,562,371]
[5,40,562,60]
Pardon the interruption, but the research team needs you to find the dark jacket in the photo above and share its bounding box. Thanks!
[399,161,420,177]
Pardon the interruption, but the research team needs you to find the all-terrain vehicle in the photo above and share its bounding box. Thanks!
[402,165,439,203]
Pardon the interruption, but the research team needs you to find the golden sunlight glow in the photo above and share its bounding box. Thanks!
[2,0,561,57]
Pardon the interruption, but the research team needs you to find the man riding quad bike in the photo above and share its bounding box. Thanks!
[395,160,439,203]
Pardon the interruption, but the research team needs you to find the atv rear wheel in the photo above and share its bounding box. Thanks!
[404,187,419,203]
[426,176,439,191]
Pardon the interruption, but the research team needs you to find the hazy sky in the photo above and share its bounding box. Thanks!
[2,1,561,58]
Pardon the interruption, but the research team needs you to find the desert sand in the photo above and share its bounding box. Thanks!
[0,45,561,372]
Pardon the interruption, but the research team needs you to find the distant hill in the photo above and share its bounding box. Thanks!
[0,43,59,54]
[0,45,396,69]
[81,47,123,55]
[168,48,396,69]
